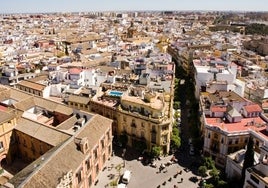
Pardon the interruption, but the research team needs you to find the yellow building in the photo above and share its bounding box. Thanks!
[118,89,172,153]
[0,110,17,165]
[88,85,173,154]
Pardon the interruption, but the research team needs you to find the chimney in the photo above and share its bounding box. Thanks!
[74,137,89,154]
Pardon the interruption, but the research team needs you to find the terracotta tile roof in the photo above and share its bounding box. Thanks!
[15,118,71,146]
[76,114,112,148]
[68,68,82,74]
[0,105,7,111]
[56,115,78,130]
[10,88,32,101]
[11,114,112,188]
[206,116,268,138]
[34,97,73,115]
[13,97,35,111]
[17,80,46,91]
[210,106,226,112]
[244,104,262,113]
[0,111,14,123]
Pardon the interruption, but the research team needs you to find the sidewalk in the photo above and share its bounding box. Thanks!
[93,155,126,188]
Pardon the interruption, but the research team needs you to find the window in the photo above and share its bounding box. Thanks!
[162,125,168,131]
[76,169,82,184]
[151,127,157,144]
[123,116,126,122]
[162,134,168,144]
[235,139,239,144]
[107,131,110,141]
[94,148,98,160]
[101,139,105,149]
[141,122,145,128]
[229,139,232,145]
[108,145,112,155]
[86,158,91,171]
[102,153,106,164]
[95,164,99,174]
[256,140,259,147]
[88,175,92,186]
[131,119,136,128]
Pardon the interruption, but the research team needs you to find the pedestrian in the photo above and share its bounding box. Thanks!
[181,178,183,182]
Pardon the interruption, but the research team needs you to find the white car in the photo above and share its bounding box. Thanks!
[122,170,132,184]
[117,183,127,188]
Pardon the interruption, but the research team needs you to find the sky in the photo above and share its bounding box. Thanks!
[1,0,268,13]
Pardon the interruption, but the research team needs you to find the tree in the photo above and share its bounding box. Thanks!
[170,134,181,149]
[209,168,220,184]
[172,126,179,136]
[173,101,180,110]
[205,183,214,188]
[198,166,207,177]
[204,157,215,170]
[151,146,161,158]
[217,180,228,188]
[241,136,254,184]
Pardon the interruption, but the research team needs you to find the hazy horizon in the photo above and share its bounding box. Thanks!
[1,0,268,14]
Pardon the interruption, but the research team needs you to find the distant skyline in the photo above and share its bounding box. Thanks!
[1,0,268,14]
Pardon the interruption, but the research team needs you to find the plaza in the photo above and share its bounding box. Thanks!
[92,146,202,188]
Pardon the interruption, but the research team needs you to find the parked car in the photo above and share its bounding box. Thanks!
[117,183,127,188]
[188,138,193,145]
[122,170,132,184]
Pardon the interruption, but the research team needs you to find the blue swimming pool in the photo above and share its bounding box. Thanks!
[109,91,123,97]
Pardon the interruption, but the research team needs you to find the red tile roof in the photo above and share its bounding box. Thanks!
[206,116,268,138]
[244,104,262,113]
[68,68,82,74]
[210,106,226,112]
[0,105,7,111]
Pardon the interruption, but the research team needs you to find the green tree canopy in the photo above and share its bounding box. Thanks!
[198,165,207,177]
[170,134,181,149]
[151,146,161,158]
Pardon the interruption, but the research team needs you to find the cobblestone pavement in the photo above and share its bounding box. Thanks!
[92,147,201,188]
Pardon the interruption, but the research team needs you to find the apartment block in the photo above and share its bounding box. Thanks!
[200,90,268,168]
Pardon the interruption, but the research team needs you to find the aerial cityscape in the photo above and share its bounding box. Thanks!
[0,1,268,188]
